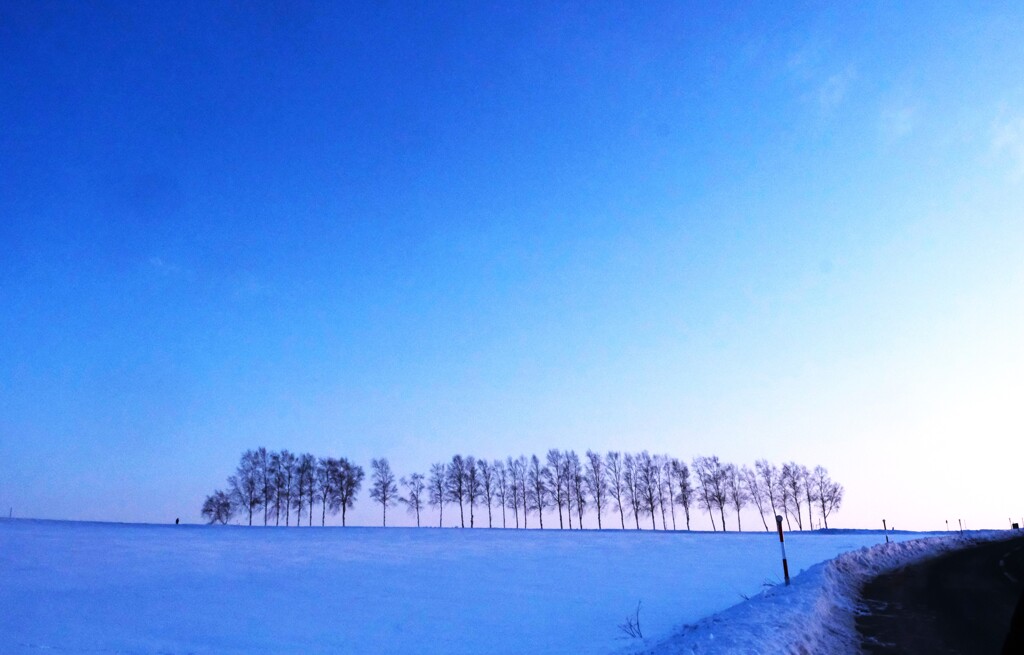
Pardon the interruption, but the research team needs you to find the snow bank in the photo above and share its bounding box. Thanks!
[630,530,1018,655]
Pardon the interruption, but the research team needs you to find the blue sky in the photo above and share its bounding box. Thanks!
[2,2,1023,529]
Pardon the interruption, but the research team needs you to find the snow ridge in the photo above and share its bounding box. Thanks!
[631,530,1016,655]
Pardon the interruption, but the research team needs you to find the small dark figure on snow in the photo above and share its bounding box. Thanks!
[175,518,179,525]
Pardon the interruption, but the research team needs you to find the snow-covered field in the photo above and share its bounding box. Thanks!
[0,519,982,654]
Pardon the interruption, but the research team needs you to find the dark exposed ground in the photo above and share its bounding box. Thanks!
[857,533,1024,654]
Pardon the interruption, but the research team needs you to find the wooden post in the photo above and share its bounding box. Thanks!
[883,519,889,544]
[775,515,790,586]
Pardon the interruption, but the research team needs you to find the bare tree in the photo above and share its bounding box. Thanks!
[280,450,296,526]
[742,465,770,531]
[479,459,495,528]
[567,450,586,530]
[707,457,729,530]
[671,459,693,530]
[313,454,337,528]
[653,455,668,530]
[293,453,315,527]
[527,454,548,529]
[693,456,718,531]
[399,472,426,527]
[305,454,318,526]
[812,466,844,529]
[428,462,447,528]
[545,449,568,529]
[662,457,677,530]
[801,466,817,529]
[781,462,804,530]
[269,451,284,525]
[333,457,364,527]
[446,455,468,528]
[605,451,627,529]
[723,463,748,531]
[756,459,782,526]
[494,460,508,528]
[229,449,262,526]
[256,447,273,526]
[584,450,607,529]
[506,456,523,528]
[466,456,483,528]
[636,452,659,530]
[623,453,643,529]
[201,490,234,525]
[514,455,530,528]
[369,458,398,526]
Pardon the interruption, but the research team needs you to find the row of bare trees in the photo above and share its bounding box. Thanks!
[202,448,364,526]
[202,449,844,531]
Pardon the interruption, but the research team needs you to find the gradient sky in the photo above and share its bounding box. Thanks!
[2,2,1023,530]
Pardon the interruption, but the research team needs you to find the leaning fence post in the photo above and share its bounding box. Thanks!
[775,515,790,586]
[883,519,889,544]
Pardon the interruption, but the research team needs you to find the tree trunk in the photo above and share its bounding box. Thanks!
[618,506,625,529]
[383,503,387,527]
[459,500,465,528]
[719,507,727,532]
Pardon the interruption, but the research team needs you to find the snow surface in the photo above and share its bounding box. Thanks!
[0,519,990,654]
[627,529,1020,655]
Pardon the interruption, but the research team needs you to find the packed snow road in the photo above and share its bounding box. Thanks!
[857,534,1024,654]
[0,519,940,654]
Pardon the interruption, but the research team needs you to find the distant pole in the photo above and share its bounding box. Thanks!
[883,519,889,544]
[945,519,949,532]
[775,515,790,586]
[958,519,963,535]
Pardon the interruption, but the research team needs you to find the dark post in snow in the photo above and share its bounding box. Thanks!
[883,519,889,544]
[958,518,963,536]
[775,515,790,586]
